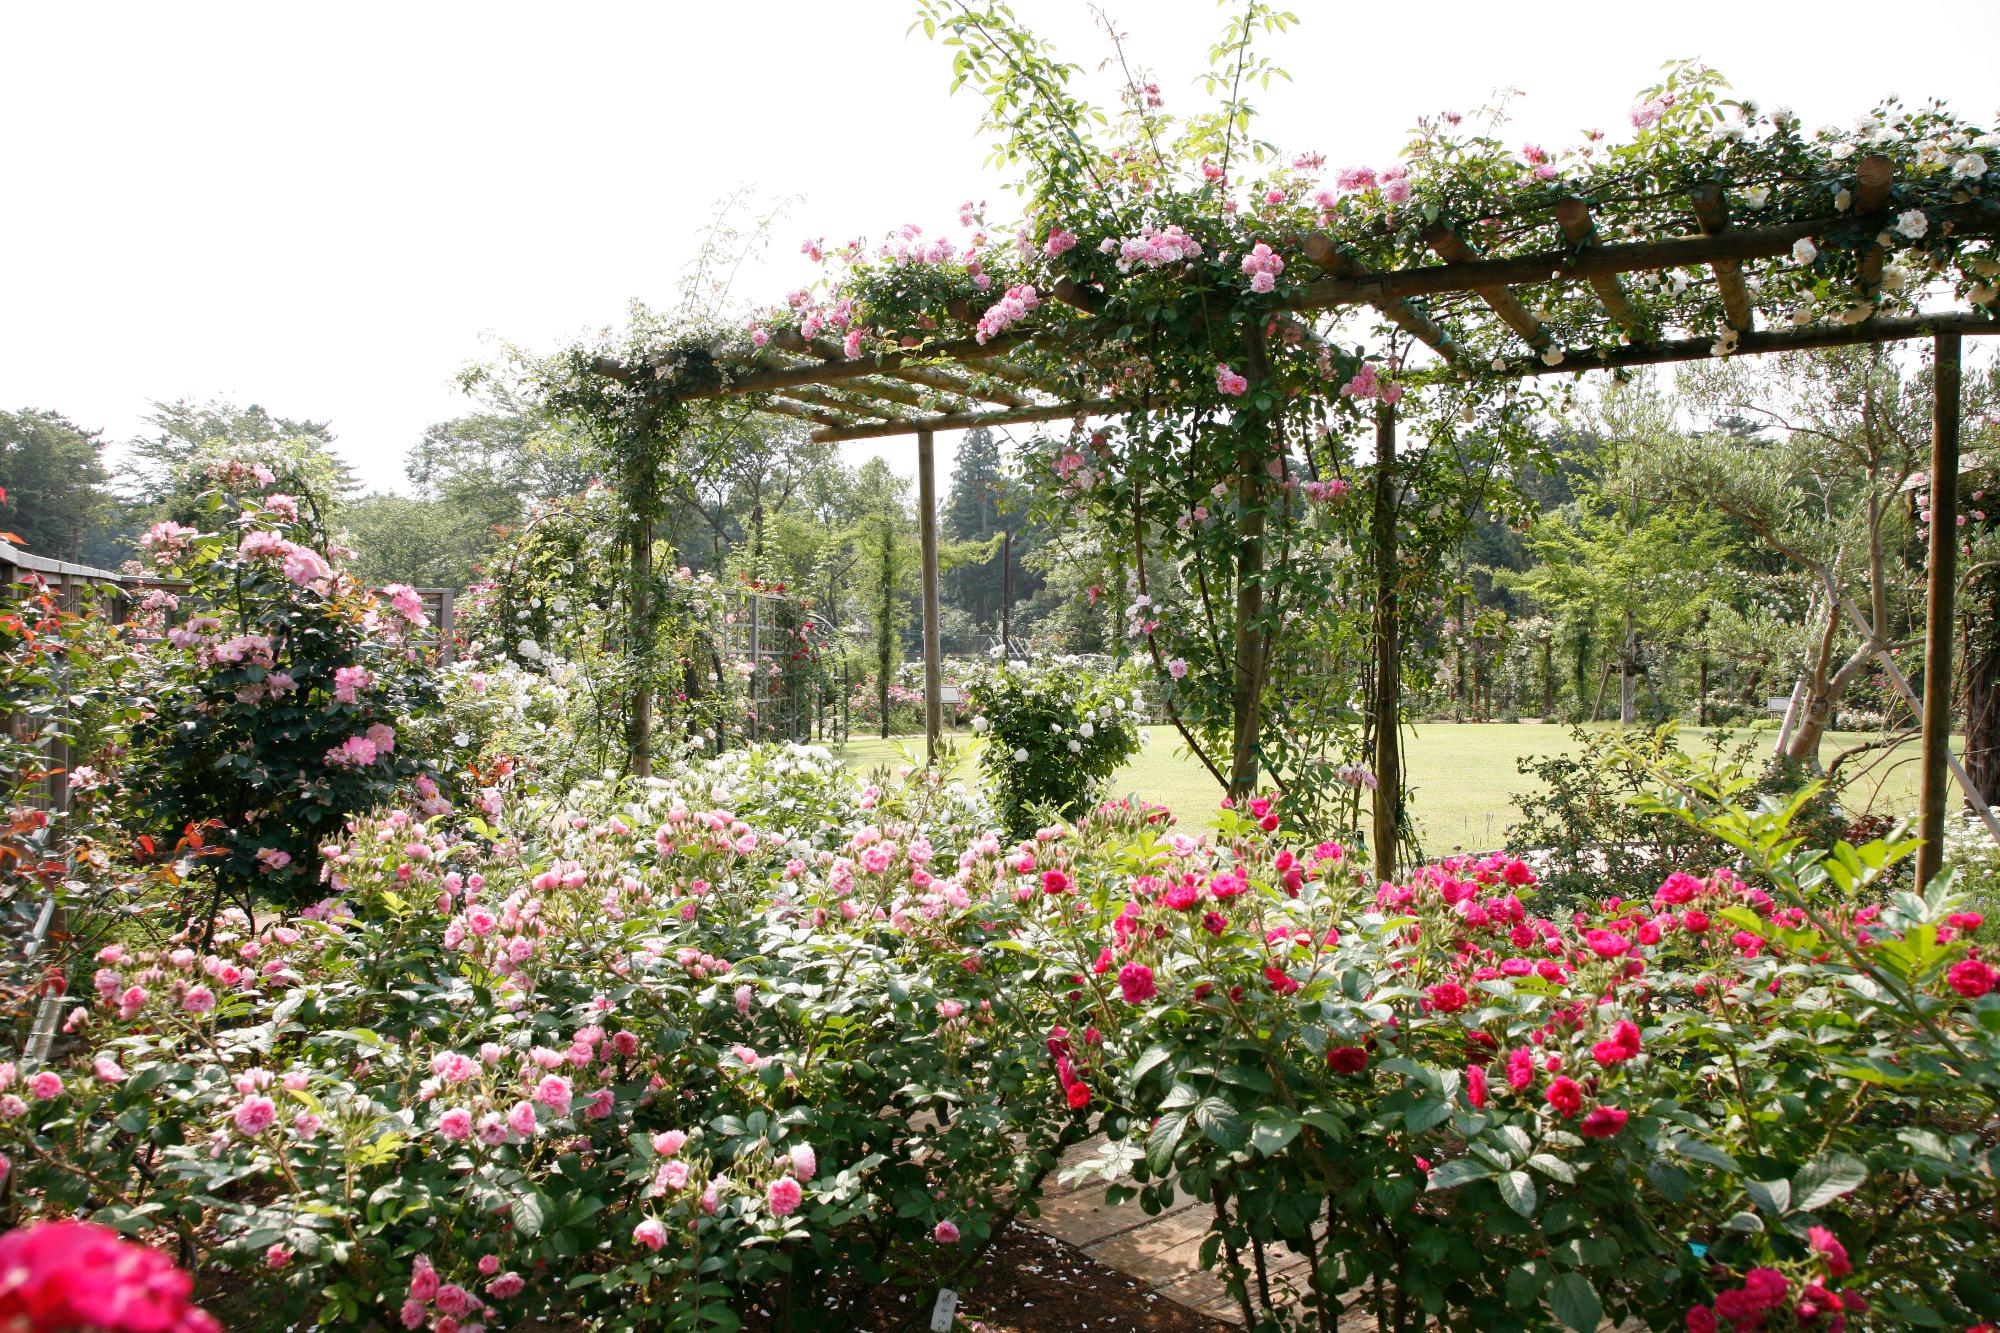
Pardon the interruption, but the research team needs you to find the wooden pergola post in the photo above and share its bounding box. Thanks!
[917,428,944,760]
[1371,400,1401,885]
[1917,332,1962,888]
[628,512,653,779]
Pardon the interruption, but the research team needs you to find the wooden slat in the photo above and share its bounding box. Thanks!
[1422,224,1552,349]
[1689,181,1756,334]
[1554,198,1647,339]
[1499,313,2000,377]
[809,397,1116,444]
[1301,234,1465,365]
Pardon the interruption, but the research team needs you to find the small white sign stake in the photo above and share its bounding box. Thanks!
[929,1288,960,1331]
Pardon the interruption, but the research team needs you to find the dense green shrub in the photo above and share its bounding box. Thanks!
[963,658,1143,838]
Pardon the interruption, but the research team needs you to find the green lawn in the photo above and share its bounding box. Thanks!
[831,722,1940,848]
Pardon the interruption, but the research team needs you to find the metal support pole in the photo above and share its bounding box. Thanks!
[917,429,944,760]
[1918,332,1962,888]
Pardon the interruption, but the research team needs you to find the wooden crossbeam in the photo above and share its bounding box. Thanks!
[1689,181,1756,333]
[1422,224,1553,349]
[782,385,911,422]
[757,397,851,429]
[767,329,1033,408]
[1554,199,1647,339]
[809,397,1116,444]
[1498,312,2000,378]
[1855,154,1896,296]
[1299,235,1466,366]
[1286,200,2000,313]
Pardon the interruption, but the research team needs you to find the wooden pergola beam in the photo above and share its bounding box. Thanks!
[1422,223,1553,350]
[1299,235,1466,366]
[756,397,854,429]
[781,385,912,423]
[1689,181,1756,333]
[767,329,1035,408]
[1855,154,1896,296]
[1555,198,1646,339]
[808,397,1115,444]
[1287,200,1999,312]
[1499,313,2000,377]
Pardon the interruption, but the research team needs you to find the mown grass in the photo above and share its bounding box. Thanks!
[830,722,1940,846]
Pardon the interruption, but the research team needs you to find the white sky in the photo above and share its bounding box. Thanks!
[4,0,1997,494]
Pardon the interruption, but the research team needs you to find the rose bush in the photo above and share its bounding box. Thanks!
[115,459,440,929]
[1032,775,2000,1331]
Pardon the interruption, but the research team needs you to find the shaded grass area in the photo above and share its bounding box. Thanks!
[832,722,1938,847]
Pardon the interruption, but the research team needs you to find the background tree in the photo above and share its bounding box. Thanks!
[0,409,113,562]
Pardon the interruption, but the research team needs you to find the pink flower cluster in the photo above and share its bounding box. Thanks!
[1239,241,1285,293]
[1338,362,1403,405]
[1333,163,1411,204]
[1101,223,1204,273]
[0,1222,219,1333]
[975,284,1040,344]
[1215,364,1249,397]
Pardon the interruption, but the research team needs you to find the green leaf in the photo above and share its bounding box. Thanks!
[1497,1170,1538,1219]
[1791,1152,1867,1213]
[1547,1272,1603,1333]
[1527,1153,1576,1184]
[1248,1109,1302,1157]
[1745,1178,1792,1216]
[1425,1158,1494,1191]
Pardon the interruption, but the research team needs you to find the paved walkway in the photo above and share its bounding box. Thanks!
[1027,1134,1339,1328]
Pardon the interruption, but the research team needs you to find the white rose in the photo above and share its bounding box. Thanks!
[1541,348,1564,366]
[1834,187,1853,212]
[971,715,990,734]
[1067,739,1082,753]
[1792,237,1818,265]
[1953,154,1989,180]
[1741,186,1771,209]
[1012,748,1029,763]
[1079,722,1095,739]
[1895,209,1929,240]
[1830,141,1857,161]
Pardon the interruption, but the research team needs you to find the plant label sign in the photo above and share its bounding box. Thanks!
[929,1288,959,1331]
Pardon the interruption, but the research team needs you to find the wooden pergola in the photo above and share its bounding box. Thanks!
[597,156,2000,884]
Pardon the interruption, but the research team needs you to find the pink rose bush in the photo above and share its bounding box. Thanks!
[3,750,1074,1330]
[118,465,440,920]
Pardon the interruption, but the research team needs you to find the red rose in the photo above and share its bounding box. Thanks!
[1326,1046,1369,1074]
[1579,1105,1628,1138]
[1948,958,1996,999]
[1544,1075,1584,1118]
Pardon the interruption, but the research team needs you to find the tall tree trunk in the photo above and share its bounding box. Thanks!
[1541,637,1553,719]
[1619,612,1637,725]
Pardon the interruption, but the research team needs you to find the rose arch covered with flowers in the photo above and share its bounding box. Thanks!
[540,2,2000,883]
